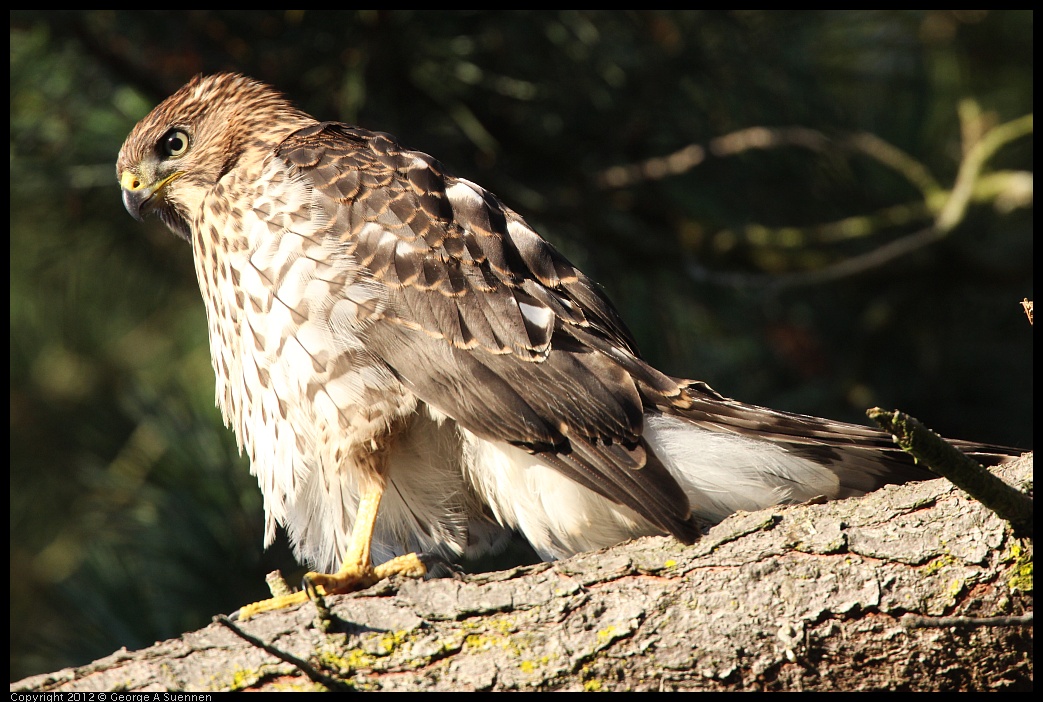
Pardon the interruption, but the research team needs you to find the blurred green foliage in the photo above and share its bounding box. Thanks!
[9,11,1032,682]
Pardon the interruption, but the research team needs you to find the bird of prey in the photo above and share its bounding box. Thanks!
[117,73,1016,615]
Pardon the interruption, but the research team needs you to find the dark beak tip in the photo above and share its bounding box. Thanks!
[121,188,146,221]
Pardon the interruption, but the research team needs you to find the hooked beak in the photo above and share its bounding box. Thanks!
[119,170,181,221]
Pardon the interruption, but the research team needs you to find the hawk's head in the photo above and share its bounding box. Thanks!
[116,73,314,239]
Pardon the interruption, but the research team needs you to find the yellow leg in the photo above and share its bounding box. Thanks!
[237,480,427,620]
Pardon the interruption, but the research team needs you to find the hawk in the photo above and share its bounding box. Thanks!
[117,73,1016,615]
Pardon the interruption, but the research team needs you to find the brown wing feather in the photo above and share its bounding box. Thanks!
[277,122,702,542]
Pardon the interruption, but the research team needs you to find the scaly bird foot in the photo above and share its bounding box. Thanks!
[235,553,428,620]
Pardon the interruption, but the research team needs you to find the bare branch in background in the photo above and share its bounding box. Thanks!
[601,108,1033,289]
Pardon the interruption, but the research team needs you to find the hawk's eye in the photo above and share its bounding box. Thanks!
[161,129,190,158]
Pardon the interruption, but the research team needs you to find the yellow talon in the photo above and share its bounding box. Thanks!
[234,482,427,621]
[237,589,313,620]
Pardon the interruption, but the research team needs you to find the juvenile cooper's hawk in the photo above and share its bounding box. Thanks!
[117,74,1017,614]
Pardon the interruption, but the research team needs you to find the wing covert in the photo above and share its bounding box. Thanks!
[275,122,701,542]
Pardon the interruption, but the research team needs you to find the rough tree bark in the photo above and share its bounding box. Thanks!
[12,453,1032,692]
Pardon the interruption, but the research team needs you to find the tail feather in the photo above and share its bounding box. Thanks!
[643,382,1022,525]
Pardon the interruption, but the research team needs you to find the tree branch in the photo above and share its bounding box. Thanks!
[11,454,1032,692]
[600,110,1033,290]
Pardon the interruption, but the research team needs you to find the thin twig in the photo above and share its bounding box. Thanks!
[902,613,1033,629]
[214,615,351,691]
[867,408,1032,538]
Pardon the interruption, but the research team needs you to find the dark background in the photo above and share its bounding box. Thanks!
[10,11,1032,681]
